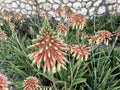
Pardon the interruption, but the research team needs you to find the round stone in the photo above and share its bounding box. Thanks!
[80,8,88,15]
[73,2,81,9]
[117,6,120,13]
[78,0,82,2]
[93,0,102,6]
[54,0,61,3]
[20,3,25,8]
[86,1,92,8]
[21,9,27,14]
[67,3,72,7]
[89,7,95,16]
[32,11,36,15]
[21,0,27,3]
[48,11,56,17]
[5,0,14,3]
[0,0,4,3]
[83,0,89,2]
[118,0,120,3]
[43,3,52,11]
[32,6,36,10]
[98,6,106,14]
[38,0,46,3]
[28,11,32,15]
[28,1,34,5]
[63,0,68,3]
[61,4,66,8]
[16,9,20,12]
[39,4,43,8]
[12,8,15,11]
[48,0,54,3]
[69,0,77,3]
[105,0,116,4]
[16,1,20,5]
[81,2,86,7]
[12,2,18,8]
[26,4,32,10]
[53,4,59,9]
[5,4,11,9]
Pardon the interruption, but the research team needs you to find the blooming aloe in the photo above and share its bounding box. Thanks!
[28,19,68,73]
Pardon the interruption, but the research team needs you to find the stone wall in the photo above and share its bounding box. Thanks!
[0,0,119,19]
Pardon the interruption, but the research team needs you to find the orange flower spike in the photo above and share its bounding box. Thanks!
[2,10,11,21]
[67,43,74,53]
[65,9,73,20]
[0,74,8,90]
[96,30,111,45]
[28,20,68,73]
[55,6,63,16]
[23,76,39,90]
[63,6,70,11]
[14,12,22,20]
[89,36,96,44]
[73,45,89,61]
[9,22,15,30]
[57,22,68,36]
[71,13,86,30]
[0,32,7,40]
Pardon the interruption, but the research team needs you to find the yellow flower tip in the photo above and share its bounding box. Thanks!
[27,45,33,49]
[85,55,88,61]
[105,40,109,46]
[80,56,84,61]
[32,39,38,42]
[62,65,67,70]
[52,68,56,73]
[96,40,100,44]
[32,60,36,65]
[72,53,76,57]
[36,35,40,38]
[0,20,3,26]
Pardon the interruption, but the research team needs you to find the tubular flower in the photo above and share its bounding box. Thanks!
[72,45,89,61]
[88,36,97,44]
[14,13,22,20]
[71,13,86,30]
[67,44,74,53]
[63,6,70,11]
[55,6,63,16]
[28,23,67,73]
[23,76,39,90]
[96,30,111,45]
[57,22,68,36]
[0,20,3,26]
[0,32,7,40]
[2,11,11,21]
[65,9,73,20]
[0,74,8,90]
